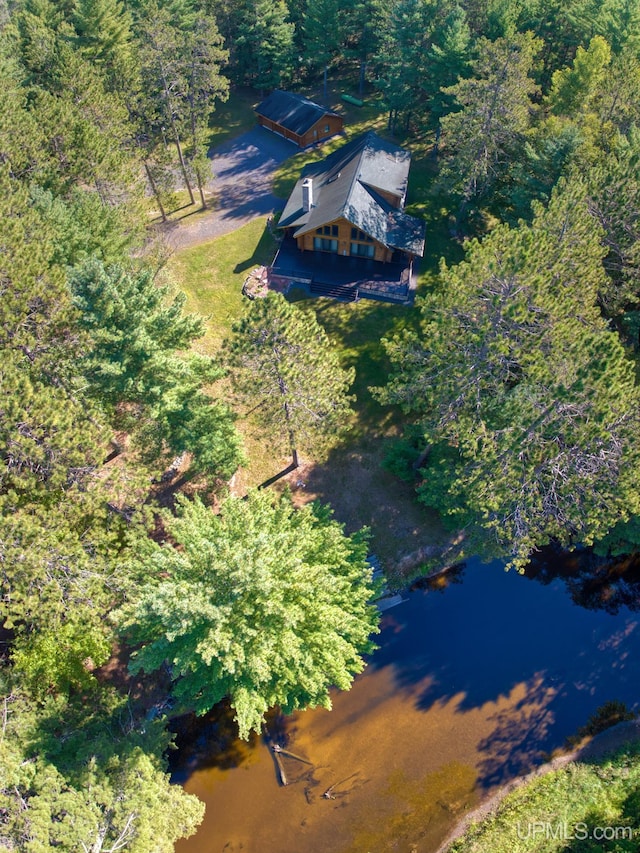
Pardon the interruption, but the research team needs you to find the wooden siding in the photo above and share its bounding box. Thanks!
[295,217,394,263]
[257,113,343,148]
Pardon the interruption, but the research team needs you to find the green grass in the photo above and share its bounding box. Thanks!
[167,217,277,352]
[449,743,640,853]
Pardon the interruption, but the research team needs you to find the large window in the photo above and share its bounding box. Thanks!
[314,237,338,252]
[350,242,375,258]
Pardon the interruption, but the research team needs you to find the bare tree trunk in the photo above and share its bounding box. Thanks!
[359,61,366,97]
[172,123,195,205]
[144,160,167,222]
[158,58,195,205]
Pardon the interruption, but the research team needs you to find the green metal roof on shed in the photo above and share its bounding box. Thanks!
[255,90,341,136]
[279,131,426,256]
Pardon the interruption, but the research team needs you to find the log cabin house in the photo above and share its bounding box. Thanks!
[278,131,426,265]
[255,90,344,148]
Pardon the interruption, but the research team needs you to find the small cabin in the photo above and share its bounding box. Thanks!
[255,90,344,149]
[278,131,425,263]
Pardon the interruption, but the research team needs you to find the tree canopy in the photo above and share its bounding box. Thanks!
[224,293,354,468]
[120,491,380,739]
[376,182,640,567]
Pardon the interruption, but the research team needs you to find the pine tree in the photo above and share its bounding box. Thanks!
[69,260,244,479]
[232,0,294,91]
[120,491,380,738]
[224,293,354,469]
[375,181,640,568]
[0,686,204,851]
[302,0,344,100]
[439,31,541,223]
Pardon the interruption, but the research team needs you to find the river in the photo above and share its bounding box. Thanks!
[171,554,640,853]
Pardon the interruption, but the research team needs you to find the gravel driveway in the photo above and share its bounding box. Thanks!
[164,127,298,250]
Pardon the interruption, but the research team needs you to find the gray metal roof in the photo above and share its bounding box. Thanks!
[255,90,341,136]
[279,131,425,256]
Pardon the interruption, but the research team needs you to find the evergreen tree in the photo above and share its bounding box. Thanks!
[0,168,105,510]
[182,13,229,209]
[69,260,244,479]
[120,491,380,739]
[302,0,344,100]
[72,0,134,89]
[232,0,294,91]
[224,293,354,469]
[0,686,204,850]
[546,35,612,119]
[375,0,434,134]
[439,31,541,223]
[375,181,640,568]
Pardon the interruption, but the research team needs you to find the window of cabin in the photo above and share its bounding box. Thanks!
[324,124,330,133]
[314,237,338,253]
[331,225,338,236]
[350,227,373,242]
[350,242,375,258]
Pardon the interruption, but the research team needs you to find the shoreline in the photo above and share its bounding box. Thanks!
[436,718,640,852]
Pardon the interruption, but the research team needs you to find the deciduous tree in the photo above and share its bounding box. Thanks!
[120,491,380,738]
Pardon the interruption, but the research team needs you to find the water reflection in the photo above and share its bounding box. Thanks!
[174,555,640,853]
[525,547,640,614]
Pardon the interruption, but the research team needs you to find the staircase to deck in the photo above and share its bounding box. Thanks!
[309,280,359,301]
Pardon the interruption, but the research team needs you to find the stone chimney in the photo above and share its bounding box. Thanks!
[302,177,314,212]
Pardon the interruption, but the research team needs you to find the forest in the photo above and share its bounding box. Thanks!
[1,0,640,848]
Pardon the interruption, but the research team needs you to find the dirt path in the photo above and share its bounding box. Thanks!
[160,128,297,250]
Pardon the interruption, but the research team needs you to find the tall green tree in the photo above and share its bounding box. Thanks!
[375,0,434,134]
[72,0,134,89]
[546,35,612,119]
[182,13,229,209]
[375,181,640,568]
[302,0,344,100]
[0,168,105,511]
[439,31,541,223]
[224,293,354,469]
[69,260,243,479]
[120,491,380,739]
[136,3,195,203]
[0,685,204,851]
[232,0,294,91]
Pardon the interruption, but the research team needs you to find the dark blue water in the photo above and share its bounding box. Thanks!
[175,554,640,853]
[373,557,640,786]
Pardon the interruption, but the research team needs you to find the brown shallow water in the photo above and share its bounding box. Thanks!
[174,557,640,853]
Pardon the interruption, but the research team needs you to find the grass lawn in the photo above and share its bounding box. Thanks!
[206,87,260,150]
[166,217,277,352]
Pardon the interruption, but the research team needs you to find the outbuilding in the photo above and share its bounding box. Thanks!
[255,90,344,148]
